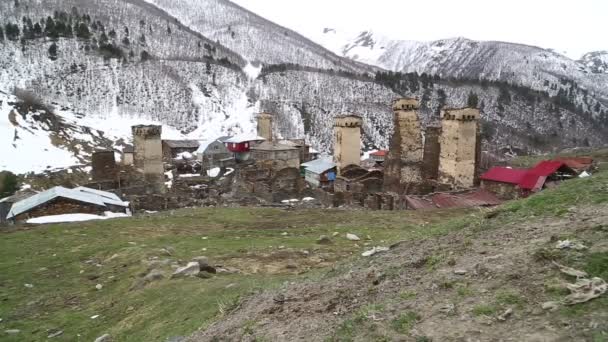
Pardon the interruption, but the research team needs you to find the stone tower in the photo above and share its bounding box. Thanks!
[422,125,441,180]
[256,113,273,142]
[438,108,480,188]
[383,98,424,193]
[132,125,165,192]
[333,115,362,174]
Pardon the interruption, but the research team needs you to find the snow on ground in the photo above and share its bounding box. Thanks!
[26,211,130,224]
[0,94,80,174]
[243,62,262,80]
[207,167,221,177]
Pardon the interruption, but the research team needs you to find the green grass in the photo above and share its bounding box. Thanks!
[391,312,420,334]
[472,304,497,316]
[0,207,466,342]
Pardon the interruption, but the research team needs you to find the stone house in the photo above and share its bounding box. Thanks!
[197,136,233,169]
[5,186,129,223]
[479,167,528,199]
[225,134,266,162]
[122,145,135,166]
[162,140,200,162]
[301,158,337,188]
[250,141,300,169]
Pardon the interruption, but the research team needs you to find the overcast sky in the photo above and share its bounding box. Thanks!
[231,0,607,59]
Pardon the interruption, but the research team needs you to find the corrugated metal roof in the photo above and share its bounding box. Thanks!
[432,189,502,209]
[480,167,529,184]
[531,160,569,177]
[301,158,336,174]
[404,196,436,210]
[7,187,128,219]
[224,134,266,144]
[73,187,126,206]
[518,174,547,191]
[250,141,298,151]
[163,140,200,149]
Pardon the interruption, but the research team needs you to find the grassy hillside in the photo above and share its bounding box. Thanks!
[0,207,466,341]
[192,171,608,341]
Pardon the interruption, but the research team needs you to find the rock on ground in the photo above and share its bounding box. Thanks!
[171,262,200,279]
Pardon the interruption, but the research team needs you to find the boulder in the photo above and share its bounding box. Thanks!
[192,257,217,273]
[144,269,165,282]
[94,334,112,342]
[316,235,333,245]
[171,262,200,279]
[346,233,361,241]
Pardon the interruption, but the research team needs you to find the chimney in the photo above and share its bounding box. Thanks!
[256,113,273,141]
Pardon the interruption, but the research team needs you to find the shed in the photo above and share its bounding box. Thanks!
[370,150,388,164]
[224,134,266,161]
[251,141,301,169]
[479,167,529,199]
[6,187,129,222]
[0,190,37,224]
[301,158,337,188]
[197,136,232,169]
[162,140,200,162]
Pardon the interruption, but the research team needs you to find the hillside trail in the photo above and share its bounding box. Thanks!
[188,204,608,341]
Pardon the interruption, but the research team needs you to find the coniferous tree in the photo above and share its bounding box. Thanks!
[48,42,58,61]
[0,27,4,42]
[45,17,58,39]
[33,22,42,37]
[121,37,130,46]
[5,23,20,41]
[0,171,19,198]
[467,92,479,108]
[76,22,90,39]
[140,50,151,61]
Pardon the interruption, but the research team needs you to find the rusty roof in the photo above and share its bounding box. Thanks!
[404,196,436,210]
[431,189,502,209]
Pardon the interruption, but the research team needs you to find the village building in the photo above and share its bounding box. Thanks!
[383,98,424,194]
[480,160,577,199]
[5,186,129,223]
[162,140,200,162]
[224,134,266,162]
[333,115,362,174]
[197,136,233,169]
[0,189,36,224]
[256,113,274,142]
[370,150,388,165]
[250,141,301,169]
[132,125,165,193]
[91,150,118,182]
[301,158,337,188]
[438,107,481,189]
[422,125,441,180]
[479,167,529,199]
[279,139,315,163]
[334,165,384,194]
[122,145,135,166]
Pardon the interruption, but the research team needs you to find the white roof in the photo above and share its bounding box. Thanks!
[224,134,266,144]
[7,186,128,219]
[301,158,336,174]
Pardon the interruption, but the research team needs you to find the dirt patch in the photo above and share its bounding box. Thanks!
[188,205,608,341]
[219,249,340,275]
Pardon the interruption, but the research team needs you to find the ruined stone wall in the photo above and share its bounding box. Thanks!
[480,180,519,200]
[422,127,441,180]
[132,125,165,193]
[383,104,424,194]
[333,116,362,173]
[257,113,273,141]
[438,109,479,188]
[92,151,117,182]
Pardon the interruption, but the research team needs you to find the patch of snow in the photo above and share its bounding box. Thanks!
[175,151,193,160]
[179,173,200,178]
[302,197,315,202]
[243,62,262,80]
[361,149,378,161]
[224,168,235,176]
[26,211,130,224]
[207,167,221,177]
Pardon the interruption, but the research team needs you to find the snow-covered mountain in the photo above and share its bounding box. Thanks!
[579,51,608,74]
[1,1,607,174]
[316,29,608,117]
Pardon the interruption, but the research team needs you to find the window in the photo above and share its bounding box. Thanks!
[245,143,249,148]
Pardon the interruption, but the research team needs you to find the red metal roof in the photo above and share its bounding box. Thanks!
[431,189,502,209]
[518,174,547,191]
[370,150,388,157]
[531,160,568,177]
[404,196,436,210]
[480,167,529,184]
[554,157,593,171]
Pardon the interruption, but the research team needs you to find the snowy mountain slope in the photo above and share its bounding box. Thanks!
[316,30,608,120]
[580,51,608,74]
[0,0,607,174]
[141,0,373,73]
